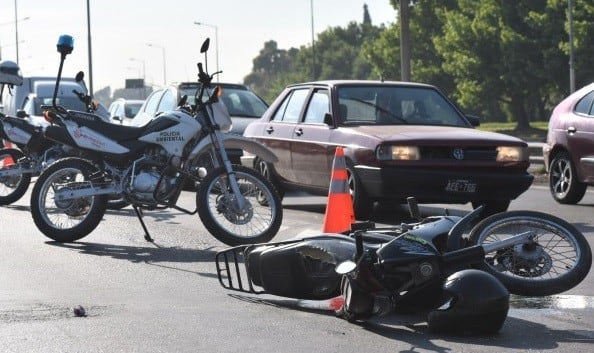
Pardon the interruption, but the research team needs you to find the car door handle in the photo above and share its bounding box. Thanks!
[265,126,274,134]
[295,128,304,136]
[567,126,577,134]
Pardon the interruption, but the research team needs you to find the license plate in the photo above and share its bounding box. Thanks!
[445,179,477,193]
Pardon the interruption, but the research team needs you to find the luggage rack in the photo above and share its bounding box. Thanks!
[216,245,264,294]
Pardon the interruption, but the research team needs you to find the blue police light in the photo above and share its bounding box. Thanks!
[57,35,74,56]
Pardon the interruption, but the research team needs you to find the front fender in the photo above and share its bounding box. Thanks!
[188,134,278,163]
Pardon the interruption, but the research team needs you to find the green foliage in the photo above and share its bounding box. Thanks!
[242,0,594,130]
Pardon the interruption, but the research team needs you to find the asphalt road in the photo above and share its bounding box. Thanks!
[0,183,592,353]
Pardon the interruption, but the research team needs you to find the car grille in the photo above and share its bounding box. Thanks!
[420,146,498,161]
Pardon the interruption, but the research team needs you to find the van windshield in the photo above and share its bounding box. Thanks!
[32,97,87,116]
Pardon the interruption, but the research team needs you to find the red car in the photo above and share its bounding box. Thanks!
[544,82,594,204]
[242,80,533,219]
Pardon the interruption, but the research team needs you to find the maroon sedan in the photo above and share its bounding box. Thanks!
[242,81,533,219]
[543,82,594,204]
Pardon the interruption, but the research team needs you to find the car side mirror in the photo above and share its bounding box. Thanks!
[323,112,334,126]
[465,114,481,127]
[113,115,123,123]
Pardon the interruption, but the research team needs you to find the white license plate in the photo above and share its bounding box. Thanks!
[445,179,477,193]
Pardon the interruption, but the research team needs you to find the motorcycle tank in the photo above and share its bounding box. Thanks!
[247,236,357,300]
[376,233,440,266]
[139,110,201,157]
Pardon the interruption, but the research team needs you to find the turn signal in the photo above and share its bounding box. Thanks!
[43,110,54,123]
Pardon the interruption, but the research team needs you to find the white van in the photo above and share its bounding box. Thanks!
[1,76,109,121]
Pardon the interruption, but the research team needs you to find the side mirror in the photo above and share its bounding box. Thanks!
[16,109,28,118]
[200,38,210,53]
[323,113,334,126]
[75,71,85,83]
[465,114,481,127]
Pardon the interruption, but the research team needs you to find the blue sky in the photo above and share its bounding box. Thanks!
[0,0,396,93]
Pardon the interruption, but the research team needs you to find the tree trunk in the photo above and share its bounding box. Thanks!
[510,94,530,130]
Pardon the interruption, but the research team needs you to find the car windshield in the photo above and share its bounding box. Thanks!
[32,96,87,116]
[180,86,268,118]
[124,102,143,118]
[336,85,469,127]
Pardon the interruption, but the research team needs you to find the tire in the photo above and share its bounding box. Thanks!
[346,163,373,220]
[468,210,592,296]
[0,148,32,205]
[549,151,587,204]
[254,157,284,200]
[196,165,282,246]
[30,158,108,242]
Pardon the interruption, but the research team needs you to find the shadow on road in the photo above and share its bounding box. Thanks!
[225,293,592,351]
[45,240,218,266]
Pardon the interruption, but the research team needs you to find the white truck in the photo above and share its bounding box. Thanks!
[1,74,108,121]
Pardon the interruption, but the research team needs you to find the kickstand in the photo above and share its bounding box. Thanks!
[132,205,154,242]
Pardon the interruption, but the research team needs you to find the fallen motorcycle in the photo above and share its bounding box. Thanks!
[216,201,592,333]
[29,35,283,246]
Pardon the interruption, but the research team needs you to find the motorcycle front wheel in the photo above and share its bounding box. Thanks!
[30,158,107,242]
[196,165,282,246]
[469,210,592,296]
[0,148,32,205]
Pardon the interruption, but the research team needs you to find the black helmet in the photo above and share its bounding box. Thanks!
[428,269,509,334]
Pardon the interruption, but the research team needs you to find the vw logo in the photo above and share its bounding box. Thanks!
[452,148,464,160]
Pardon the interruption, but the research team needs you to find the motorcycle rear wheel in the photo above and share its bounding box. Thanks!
[30,158,107,242]
[468,210,592,296]
[196,165,282,246]
[0,148,32,205]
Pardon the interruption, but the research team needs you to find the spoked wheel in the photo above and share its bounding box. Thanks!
[0,148,32,205]
[469,211,592,296]
[197,165,282,246]
[30,158,107,242]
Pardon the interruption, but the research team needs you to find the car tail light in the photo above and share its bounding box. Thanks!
[377,145,420,161]
[496,146,528,162]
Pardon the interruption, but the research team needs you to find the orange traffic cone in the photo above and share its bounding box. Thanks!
[1,140,15,167]
[322,146,355,233]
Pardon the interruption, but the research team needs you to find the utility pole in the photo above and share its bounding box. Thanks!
[399,0,411,82]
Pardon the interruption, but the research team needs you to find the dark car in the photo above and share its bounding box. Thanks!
[131,82,268,163]
[543,82,594,204]
[242,80,533,219]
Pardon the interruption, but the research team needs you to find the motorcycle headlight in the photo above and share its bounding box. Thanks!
[377,145,420,161]
[496,146,528,162]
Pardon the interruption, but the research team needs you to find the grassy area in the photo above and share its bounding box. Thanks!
[478,121,548,142]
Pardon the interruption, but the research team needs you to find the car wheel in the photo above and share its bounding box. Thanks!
[549,151,587,204]
[255,157,284,200]
[346,163,373,220]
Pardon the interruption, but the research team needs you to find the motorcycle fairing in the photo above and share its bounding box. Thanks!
[138,111,202,157]
[1,119,34,144]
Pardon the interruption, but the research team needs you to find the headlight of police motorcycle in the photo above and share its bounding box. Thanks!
[496,146,528,162]
[376,145,420,161]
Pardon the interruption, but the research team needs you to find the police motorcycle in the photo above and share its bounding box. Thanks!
[0,61,126,208]
[216,199,591,333]
[30,35,282,246]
